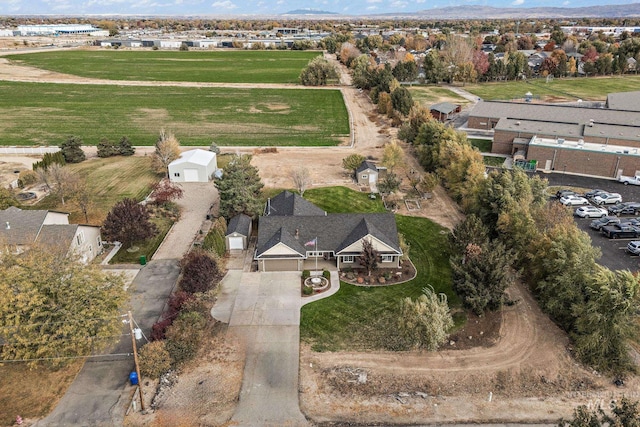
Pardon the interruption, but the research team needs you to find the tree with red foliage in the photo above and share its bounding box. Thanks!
[101,198,157,248]
[151,179,184,205]
[472,50,489,79]
[179,250,220,294]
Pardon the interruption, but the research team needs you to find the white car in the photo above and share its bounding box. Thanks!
[574,205,608,218]
[560,195,589,206]
[593,192,623,205]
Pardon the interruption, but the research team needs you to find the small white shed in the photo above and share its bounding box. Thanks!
[168,149,217,183]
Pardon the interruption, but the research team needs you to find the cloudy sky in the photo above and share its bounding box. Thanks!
[0,0,628,16]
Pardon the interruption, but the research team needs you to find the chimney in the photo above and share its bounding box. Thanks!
[5,222,9,230]
[295,228,299,239]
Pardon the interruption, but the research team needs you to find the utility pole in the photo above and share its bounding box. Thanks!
[128,311,145,412]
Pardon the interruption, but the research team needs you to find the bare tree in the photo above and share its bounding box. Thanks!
[71,179,95,224]
[153,129,181,176]
[38,164,79,205]
[291,167,311,197]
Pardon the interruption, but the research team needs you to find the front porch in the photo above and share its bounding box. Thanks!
[302,258,336,272]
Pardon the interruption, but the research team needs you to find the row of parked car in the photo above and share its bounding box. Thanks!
[560,188,640,255]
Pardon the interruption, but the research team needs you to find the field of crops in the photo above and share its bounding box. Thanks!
[0,81,349,146]
[6,50,321,84]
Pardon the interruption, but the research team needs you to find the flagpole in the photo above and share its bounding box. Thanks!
[315,236,318,273]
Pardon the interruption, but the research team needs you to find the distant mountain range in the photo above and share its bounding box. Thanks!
[285,3,640,19]
[284,9,337,16]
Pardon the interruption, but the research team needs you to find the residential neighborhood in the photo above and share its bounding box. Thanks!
[1,6,640,427]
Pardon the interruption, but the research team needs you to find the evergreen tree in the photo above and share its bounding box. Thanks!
[59,136,86,163]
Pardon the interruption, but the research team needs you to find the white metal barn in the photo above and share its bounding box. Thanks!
[168,149,217,183]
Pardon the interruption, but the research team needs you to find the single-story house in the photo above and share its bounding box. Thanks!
[225,214,252,251]
[356,160,387,186]
[0,206,102,263]
[430,102,461,122]
[255,191,402,272]
[168,149,217,183]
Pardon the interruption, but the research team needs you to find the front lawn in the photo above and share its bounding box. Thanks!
[108,216,174,264]
[300,187,457,352]
[304,186,386,213]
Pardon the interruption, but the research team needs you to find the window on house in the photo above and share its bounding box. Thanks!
[97,236,102,247]
[361,175,368,179]
[343,255,354,263]
[174,172,180,177]
[381,255,394,262]
[76,231,85,245]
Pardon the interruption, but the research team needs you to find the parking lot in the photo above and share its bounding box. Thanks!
[542,172,640,272]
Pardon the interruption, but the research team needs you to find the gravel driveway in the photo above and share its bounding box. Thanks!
[152,181,218,260]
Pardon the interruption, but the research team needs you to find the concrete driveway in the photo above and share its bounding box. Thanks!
[153,181,218,260]
[37,260,180,427]
[213,271,309,427]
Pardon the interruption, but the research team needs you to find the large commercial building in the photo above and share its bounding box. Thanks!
[16,24,107,36]
[467,91,640,178]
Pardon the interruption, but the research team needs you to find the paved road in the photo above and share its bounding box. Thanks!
[37,260,180,427]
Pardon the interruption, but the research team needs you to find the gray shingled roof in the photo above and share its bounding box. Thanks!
[469,100,640,128]
[356,160,378,174]
[606,91,640,112]
[0,206,49,245]
[255,213,400,258]
[36,224,78,252]
[264,190,326,216]
[430,102,458,115]
[226,214,251,237]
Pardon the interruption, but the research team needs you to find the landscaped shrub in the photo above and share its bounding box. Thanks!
[178,250,220,294]
[322,270,331,279]
[165,311,206,366]
[59,136,86,163]
[32,152,65,171]
[302,285,313,296]
[18,170,38,187]
[302,270,310,280]
[139,340,172,378]
[151,317,173,341]
[202,217,227,257]
[97,138,118,158]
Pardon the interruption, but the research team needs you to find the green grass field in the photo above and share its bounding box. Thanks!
[469,138,492,152]
[0,81,349,146]
[299,187,456,351]
[408,85,470,106]
[7,50,321,84]
[35,156,159,224]
[464,75,640,102]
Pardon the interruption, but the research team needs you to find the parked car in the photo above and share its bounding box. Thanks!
[560,195,589,206]
[619,175,640,186]
[627,241,640,255]
[575,205,608,218]
[601,224,640,239]
[607,202,640,216]
[556,189,577,199]
[590,216,621,230]
[584,189,607,199]
[593,192,623,205]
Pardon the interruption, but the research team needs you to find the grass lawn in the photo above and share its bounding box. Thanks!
[34,156,159,224]
[469,138,492,152]
[7,50,321,84]
[408,85,470,107]
[0,360,84,426]
[483,155,506,167]
[304,186,386,213]
[464,75,640,102]
[299,187,457,352]
[0,82,348,147]
[108,216,173,264]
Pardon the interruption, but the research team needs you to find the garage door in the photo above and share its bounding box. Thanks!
[184,168,199,182]
[264,259,299,272]
[228,236,244,250]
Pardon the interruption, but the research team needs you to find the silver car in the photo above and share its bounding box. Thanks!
[627,241,640,255]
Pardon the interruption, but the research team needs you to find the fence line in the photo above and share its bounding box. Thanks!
[0,147,60,155]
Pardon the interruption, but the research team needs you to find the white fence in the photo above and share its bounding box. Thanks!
[0,147,60,155]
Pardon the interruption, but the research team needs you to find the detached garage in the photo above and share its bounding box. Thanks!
[225,214,252,251]
[168,149,217,183]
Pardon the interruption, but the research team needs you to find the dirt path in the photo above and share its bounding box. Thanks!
[300,281,636,425]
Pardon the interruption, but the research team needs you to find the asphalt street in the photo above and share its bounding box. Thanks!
[541,172,640,272]
[36,260,180,427]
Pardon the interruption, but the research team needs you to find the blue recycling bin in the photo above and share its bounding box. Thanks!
[129,371,139,386]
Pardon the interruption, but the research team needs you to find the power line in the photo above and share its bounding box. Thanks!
[0,314,128,330]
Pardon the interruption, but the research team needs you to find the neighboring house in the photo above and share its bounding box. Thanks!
[0,206,102,263]
[356,160,387,186]
[254,191,402,272]
[430,102,461,122]
[168,149,217,183]
[225,214,252,251]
